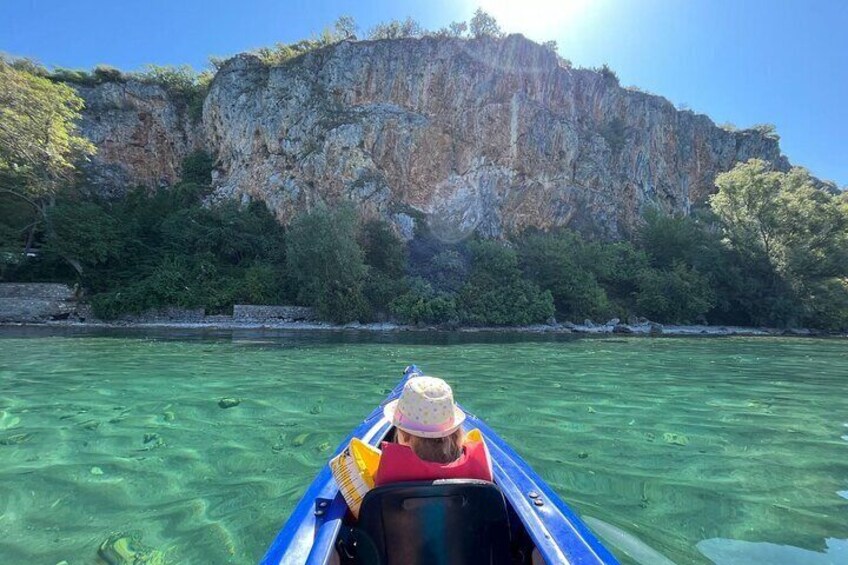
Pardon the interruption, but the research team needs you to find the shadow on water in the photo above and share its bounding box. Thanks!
[0,324,592,347]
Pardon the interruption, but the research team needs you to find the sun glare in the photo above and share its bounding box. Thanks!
[472,0,590,40]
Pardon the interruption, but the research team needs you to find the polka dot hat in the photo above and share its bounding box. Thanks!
[383,376,466,438]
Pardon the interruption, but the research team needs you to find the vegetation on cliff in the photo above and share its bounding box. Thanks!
[1,21,846,330]
[5,152,845,329]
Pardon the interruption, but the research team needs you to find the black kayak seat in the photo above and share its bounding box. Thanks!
[352,478,512,565]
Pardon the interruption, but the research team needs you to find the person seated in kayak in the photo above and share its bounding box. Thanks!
[374,375,493,485]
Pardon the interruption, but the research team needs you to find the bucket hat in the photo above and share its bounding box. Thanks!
[383,376,466,438]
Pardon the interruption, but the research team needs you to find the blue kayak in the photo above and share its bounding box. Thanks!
[261,365,620,564]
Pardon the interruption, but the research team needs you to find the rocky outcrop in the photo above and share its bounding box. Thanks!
[203,35,788,238]
[76,34,791,237]
[75,80,204,196]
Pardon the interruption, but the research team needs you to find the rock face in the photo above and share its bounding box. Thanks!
[78,34,791,237]
[76,80,204,195]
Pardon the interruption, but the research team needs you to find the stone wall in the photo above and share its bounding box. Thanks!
[0,283,79,322]
[116,308,207,323]
[232,305,317,322]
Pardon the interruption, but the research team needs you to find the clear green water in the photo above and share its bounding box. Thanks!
[1,328,846,565]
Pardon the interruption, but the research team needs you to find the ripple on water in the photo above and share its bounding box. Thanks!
[0,331,846,565]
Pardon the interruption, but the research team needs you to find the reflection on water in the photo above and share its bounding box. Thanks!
[697,537,848,564]
[0,327,846,564]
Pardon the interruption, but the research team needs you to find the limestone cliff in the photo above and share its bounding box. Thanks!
[76,80,203,195]
[77,34,790,238]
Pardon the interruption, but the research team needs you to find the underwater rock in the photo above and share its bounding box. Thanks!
[308,401,323,415]
[143,432,159,444]
[97,532,165,565]
[662,432,690,446]
[578,451,589,459]
[80,419,101,431]
[317,441,331,452]
[587,407,597,414]
[218,398,241,409]
[90,466,104,475]
[162,411,175,422]
[291,433,309,447]
[0,432,31,445]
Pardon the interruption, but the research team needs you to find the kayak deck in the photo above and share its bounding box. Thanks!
[261,366,619,564]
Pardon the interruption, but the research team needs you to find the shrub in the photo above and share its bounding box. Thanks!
[433,21,468,38]
[49,67,97,86]
[390,278,458,325]
[458,240,554,326]
[254,39,326,65]
[597,64,619,84]
[45,200,125,271]
[181,150,215,186]
[750,123,780,141]
[358,219,408,315]
[136,65,209,121]
[368,17,424,40]
[469,9,504,39]
[800,278,848,331]
[92,65,125,83]
[635,262,715,324]
[286,204,369,322]
[359,219,406,278]
[334,15,358,40]
[599,117,627,153]
[518,231,612,321]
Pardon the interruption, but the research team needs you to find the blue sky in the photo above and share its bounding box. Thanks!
[2,0,846,186]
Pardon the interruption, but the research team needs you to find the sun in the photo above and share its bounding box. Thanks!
[472,0,590,40]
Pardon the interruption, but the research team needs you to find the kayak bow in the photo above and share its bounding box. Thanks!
[261,365,619,564]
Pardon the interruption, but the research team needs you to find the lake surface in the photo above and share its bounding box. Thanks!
[0,327,846,564]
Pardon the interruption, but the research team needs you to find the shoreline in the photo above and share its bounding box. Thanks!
[0,319,840,338]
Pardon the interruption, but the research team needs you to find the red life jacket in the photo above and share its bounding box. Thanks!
[373,439,493,486]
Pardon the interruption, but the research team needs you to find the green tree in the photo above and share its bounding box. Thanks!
[711,160,784,264]
[334,15,358,40]
[711,160,848,327]
[0,58,95,257]
[434,21,468,38]
[635,262,716,324]
[459,240,554,326]
[469,9,504,39]
[286,204,369,323]
[368,17,424,40]
[0,59,94,207]
[44,200,124,274]
[390,277,458,326]
[518,231,610,321]
[359,219,408,315]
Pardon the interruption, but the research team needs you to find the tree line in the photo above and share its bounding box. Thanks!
[1,48,846,330]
